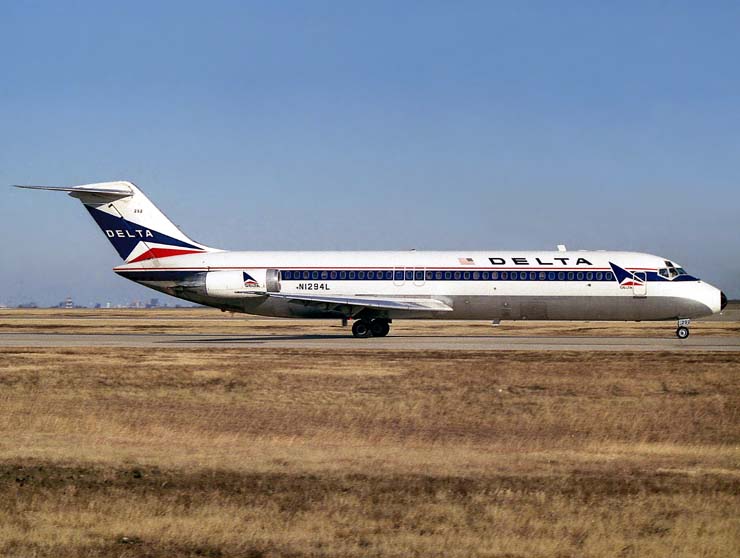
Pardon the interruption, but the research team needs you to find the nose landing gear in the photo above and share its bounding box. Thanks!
[676,318,690,339]
[351,319,391,338]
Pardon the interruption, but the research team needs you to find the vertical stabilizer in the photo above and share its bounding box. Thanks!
[15,181,216,262]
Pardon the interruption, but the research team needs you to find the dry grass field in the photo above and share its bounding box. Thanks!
[0,310,739,557]
[2,307,739,337]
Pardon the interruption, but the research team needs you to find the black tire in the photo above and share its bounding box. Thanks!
[676,326,690,339]
[352,320,372,338]
[370,320,390,337]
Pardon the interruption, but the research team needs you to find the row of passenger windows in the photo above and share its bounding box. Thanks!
[281,270,615,282]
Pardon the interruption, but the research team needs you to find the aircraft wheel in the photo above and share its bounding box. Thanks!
[370,319,390,337]
[676,326,690,339]
[352,320,373,338]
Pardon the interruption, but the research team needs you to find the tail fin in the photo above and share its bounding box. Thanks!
[15,181,216,263]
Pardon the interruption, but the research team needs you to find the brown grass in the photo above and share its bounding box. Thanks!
[1,343,739,557]
[1,307,739,337]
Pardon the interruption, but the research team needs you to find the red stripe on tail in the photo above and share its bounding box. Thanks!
[128,248,203,263]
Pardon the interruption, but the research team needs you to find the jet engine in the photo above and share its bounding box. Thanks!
[204,269,280,298]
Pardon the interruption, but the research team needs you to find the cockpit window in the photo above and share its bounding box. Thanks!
[659,266,689,279]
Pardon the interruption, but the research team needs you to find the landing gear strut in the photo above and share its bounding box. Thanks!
[676,318,690,339]
[351,319,391,338]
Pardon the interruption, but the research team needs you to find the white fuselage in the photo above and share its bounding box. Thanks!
[114,250,723,321]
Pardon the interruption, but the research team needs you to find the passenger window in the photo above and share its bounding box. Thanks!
[454,271,461,280]
[511,272,518,280]
[473,272,480,280]
[369,271,376,280]
[282,271,291,280]
[340,271,347,279]
[586,272,593,281]
[348,271,356,279]
[330,271,337,279]
[576,272,584,280]
[394,271,403,281]
[483,272,491,280]
[530,272,536,281]
[558,272,565,280]
[463,272,470,280]
[415,271,424,281]
[567,272,574,280]
[426,271,434,280]
[358,271,366,279]
[595,272,603,280]
[321,271,328,279]
[303,271,310,279]
[605,272,614,281]
[548,272,555,280]
[501,272,508,280]
[385,271,393,280]
[445,271,452,279]
[405,271,413,281]
[435,271,443,280]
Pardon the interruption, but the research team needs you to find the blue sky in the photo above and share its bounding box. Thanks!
[1,1,739,306]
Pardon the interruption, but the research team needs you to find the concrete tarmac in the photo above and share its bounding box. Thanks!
[1,332,739,351]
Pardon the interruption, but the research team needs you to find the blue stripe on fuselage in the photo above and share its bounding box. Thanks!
[115,268,698,284]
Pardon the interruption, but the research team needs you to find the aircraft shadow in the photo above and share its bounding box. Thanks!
[160,333,660,344]
[169,334,352,343]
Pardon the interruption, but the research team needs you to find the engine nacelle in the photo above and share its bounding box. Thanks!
[204,269,280,298]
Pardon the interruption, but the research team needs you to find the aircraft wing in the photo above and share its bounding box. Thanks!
[267,293,453,313]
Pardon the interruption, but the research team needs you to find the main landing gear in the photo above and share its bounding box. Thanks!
[351,318,391,338]
[676,318,690,339]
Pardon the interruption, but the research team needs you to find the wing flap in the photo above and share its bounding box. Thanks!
[268,293,453,312]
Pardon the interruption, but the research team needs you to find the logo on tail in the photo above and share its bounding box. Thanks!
[86,206,206,263]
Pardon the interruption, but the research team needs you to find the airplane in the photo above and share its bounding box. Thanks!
[15,181,727,339]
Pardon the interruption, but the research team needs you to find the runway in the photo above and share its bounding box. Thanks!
[2,332,739,351]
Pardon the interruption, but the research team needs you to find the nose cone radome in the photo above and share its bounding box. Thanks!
[721,291,728,311]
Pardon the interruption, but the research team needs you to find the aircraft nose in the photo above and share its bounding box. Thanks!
[721,291,728,311]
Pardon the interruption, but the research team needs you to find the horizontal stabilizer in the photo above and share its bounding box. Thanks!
[268,293,453,312]
[14,183,133,199]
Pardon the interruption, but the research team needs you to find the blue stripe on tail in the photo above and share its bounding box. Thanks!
[85,206,202,260]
